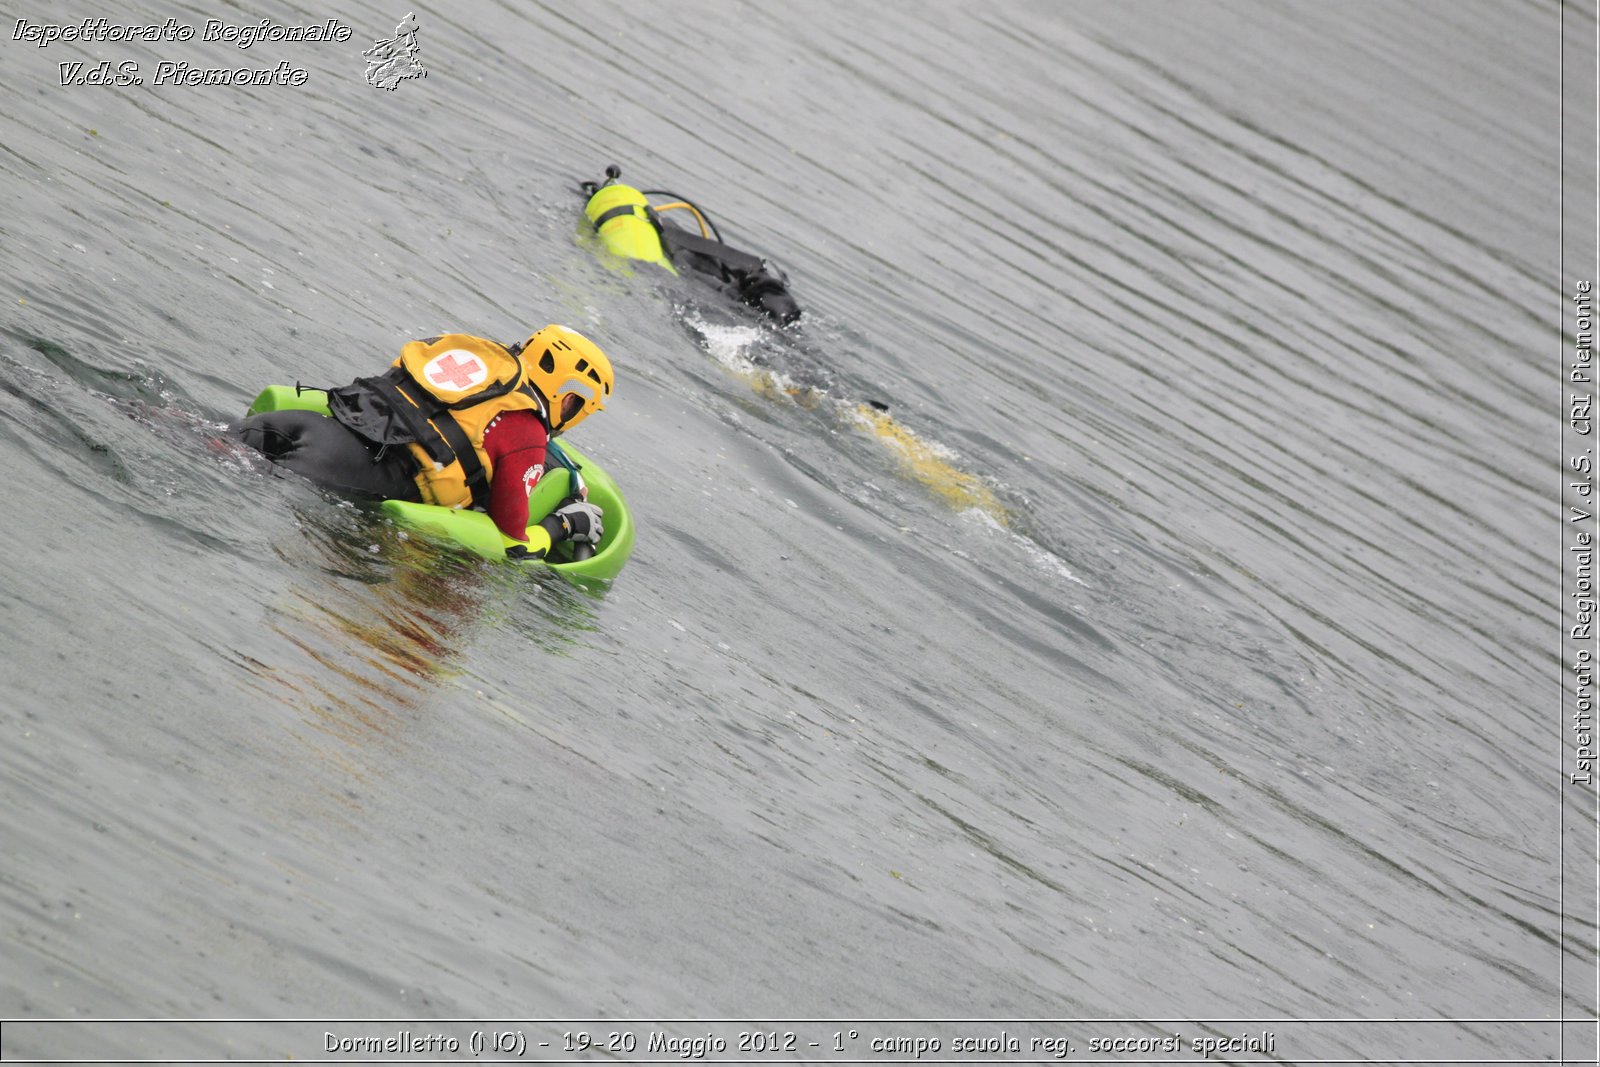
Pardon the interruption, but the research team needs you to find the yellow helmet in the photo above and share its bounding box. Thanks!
[520,324,613,433]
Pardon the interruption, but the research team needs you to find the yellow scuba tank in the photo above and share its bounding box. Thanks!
[583,176,675,271]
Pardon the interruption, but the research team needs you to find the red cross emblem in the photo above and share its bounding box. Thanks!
[424,351,486,391]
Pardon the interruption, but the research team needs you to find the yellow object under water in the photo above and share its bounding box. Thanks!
[851,403,1008,524]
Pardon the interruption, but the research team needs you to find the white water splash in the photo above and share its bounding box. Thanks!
[681,311,765,376]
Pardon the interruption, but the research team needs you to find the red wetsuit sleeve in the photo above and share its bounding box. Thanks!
[482,410,548,541]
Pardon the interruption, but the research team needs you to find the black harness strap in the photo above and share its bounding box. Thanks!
[386,372,493,511]
[442,367,520,409]
[430,407,491,511]
[592,203,649,231]
[365,374,453,467]
[518,383,553,435]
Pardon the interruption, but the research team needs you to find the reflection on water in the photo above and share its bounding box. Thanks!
[245,505,598,760]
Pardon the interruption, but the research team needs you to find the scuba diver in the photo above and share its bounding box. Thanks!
[581,165,802,325]
[235,325,612,561]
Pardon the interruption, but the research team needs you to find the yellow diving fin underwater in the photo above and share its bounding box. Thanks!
[580,165,802,324]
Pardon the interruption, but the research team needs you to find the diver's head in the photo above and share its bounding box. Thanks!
[520,325,613,433]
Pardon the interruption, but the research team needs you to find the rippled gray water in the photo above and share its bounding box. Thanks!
[1,0,1592,1062]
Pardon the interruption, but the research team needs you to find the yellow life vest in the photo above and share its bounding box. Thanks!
[400,334,548,509]
[326,334,548,511]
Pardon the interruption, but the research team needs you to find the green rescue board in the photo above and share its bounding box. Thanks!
[246,385,635,583]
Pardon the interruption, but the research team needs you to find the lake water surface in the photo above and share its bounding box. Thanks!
[0,1,1594,1062]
